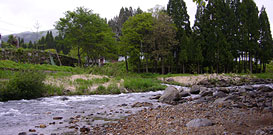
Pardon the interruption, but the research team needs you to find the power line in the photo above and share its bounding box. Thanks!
[0,27,18,35]
[0,19,32,30]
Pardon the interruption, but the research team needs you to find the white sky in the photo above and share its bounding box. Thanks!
[0,0,272,36]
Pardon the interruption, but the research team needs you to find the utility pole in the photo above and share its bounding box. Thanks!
[33,21,40,50]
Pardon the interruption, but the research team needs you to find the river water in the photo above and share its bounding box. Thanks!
[0,91,165,135]
[1,83,272,135]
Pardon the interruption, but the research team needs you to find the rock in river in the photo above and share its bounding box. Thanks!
[18,132,27,135]
[258,86,273,92]
[159,86,180,104]
[190,85,201,94]
[53,117,63,120]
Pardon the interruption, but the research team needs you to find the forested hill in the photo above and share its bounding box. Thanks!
[2,29,58,43]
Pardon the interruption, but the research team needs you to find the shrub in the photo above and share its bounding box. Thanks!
[0,71,46,101]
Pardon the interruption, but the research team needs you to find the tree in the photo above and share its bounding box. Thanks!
[28,41,33,49]
[55,7,116,66]
[259,6,273,72]
[167,0,191,72]
[193,0,206,6]
[121,13,154,72]
[192,5,205,73]
[7,35,18,48]
[151,8,178,74]
[167,0,191,36]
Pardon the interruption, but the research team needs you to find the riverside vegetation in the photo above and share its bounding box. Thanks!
[0,59,272,101]
[0,60,166,101]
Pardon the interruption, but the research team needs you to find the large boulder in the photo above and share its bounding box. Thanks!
[258,86,273,92]
[190,85,201,94]
[159,86,180,104]
[213,91,227,98]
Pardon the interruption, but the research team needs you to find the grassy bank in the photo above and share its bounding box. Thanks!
[1,60,272,101]
[0,61,167,101]
[0,60,84,73]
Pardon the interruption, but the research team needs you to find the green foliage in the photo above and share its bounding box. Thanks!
[88,62,127,77]
[0,71,46,101]
[254,62,273,79]
[259,6,273,72]
[45,49,57,53]
[74,78,94,86]
[124,77,166,92]
[121,12,154,72]
[44,85,64,96]
[96,85,107,93]
[0,70,15,79]
[89,84,121,95]
[0,60,84,73]
[106,83,121,94]
[73,77,110,91]
[55,7,116,66]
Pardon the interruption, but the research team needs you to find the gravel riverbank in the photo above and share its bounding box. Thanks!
[92,81,273,135]
[92,102,273,135]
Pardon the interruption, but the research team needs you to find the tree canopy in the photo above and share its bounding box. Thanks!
[55,7,116,66]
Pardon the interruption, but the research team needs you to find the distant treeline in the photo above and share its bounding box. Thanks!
[2,0,272,74]
[109,0,273,74]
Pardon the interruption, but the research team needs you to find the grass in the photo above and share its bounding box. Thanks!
[73,77,110,91]
[88,62,127,77]
[0,60,85,73]
[1,58,271,101]
[44,84,64,96]
[89,83,121,95]
[254,62,273,79]
[0,70,16,79]
[124,77,166,92]
[253,73,273,79]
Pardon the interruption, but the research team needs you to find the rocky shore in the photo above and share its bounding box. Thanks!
[92,78,273,135]
[14,76,273,135]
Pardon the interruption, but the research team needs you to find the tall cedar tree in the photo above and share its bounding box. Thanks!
[259,6,273,72]
[167,0,191,73]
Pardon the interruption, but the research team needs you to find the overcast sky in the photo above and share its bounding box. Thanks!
[0,0,272,36]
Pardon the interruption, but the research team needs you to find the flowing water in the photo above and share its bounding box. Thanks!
[0,91,165,135]
[1,83,272,135]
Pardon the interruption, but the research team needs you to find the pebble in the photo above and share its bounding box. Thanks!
[80,126,90,133]
[39,124,47,128]
[29,129,36,132]
[53,117,63,120]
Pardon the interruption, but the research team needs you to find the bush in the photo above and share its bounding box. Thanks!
[0,71,46,101]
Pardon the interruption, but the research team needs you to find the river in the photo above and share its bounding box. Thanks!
[1,83,272,135]
[0,91,165,135]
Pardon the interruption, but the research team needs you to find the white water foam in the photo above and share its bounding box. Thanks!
[0,108,21,116]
